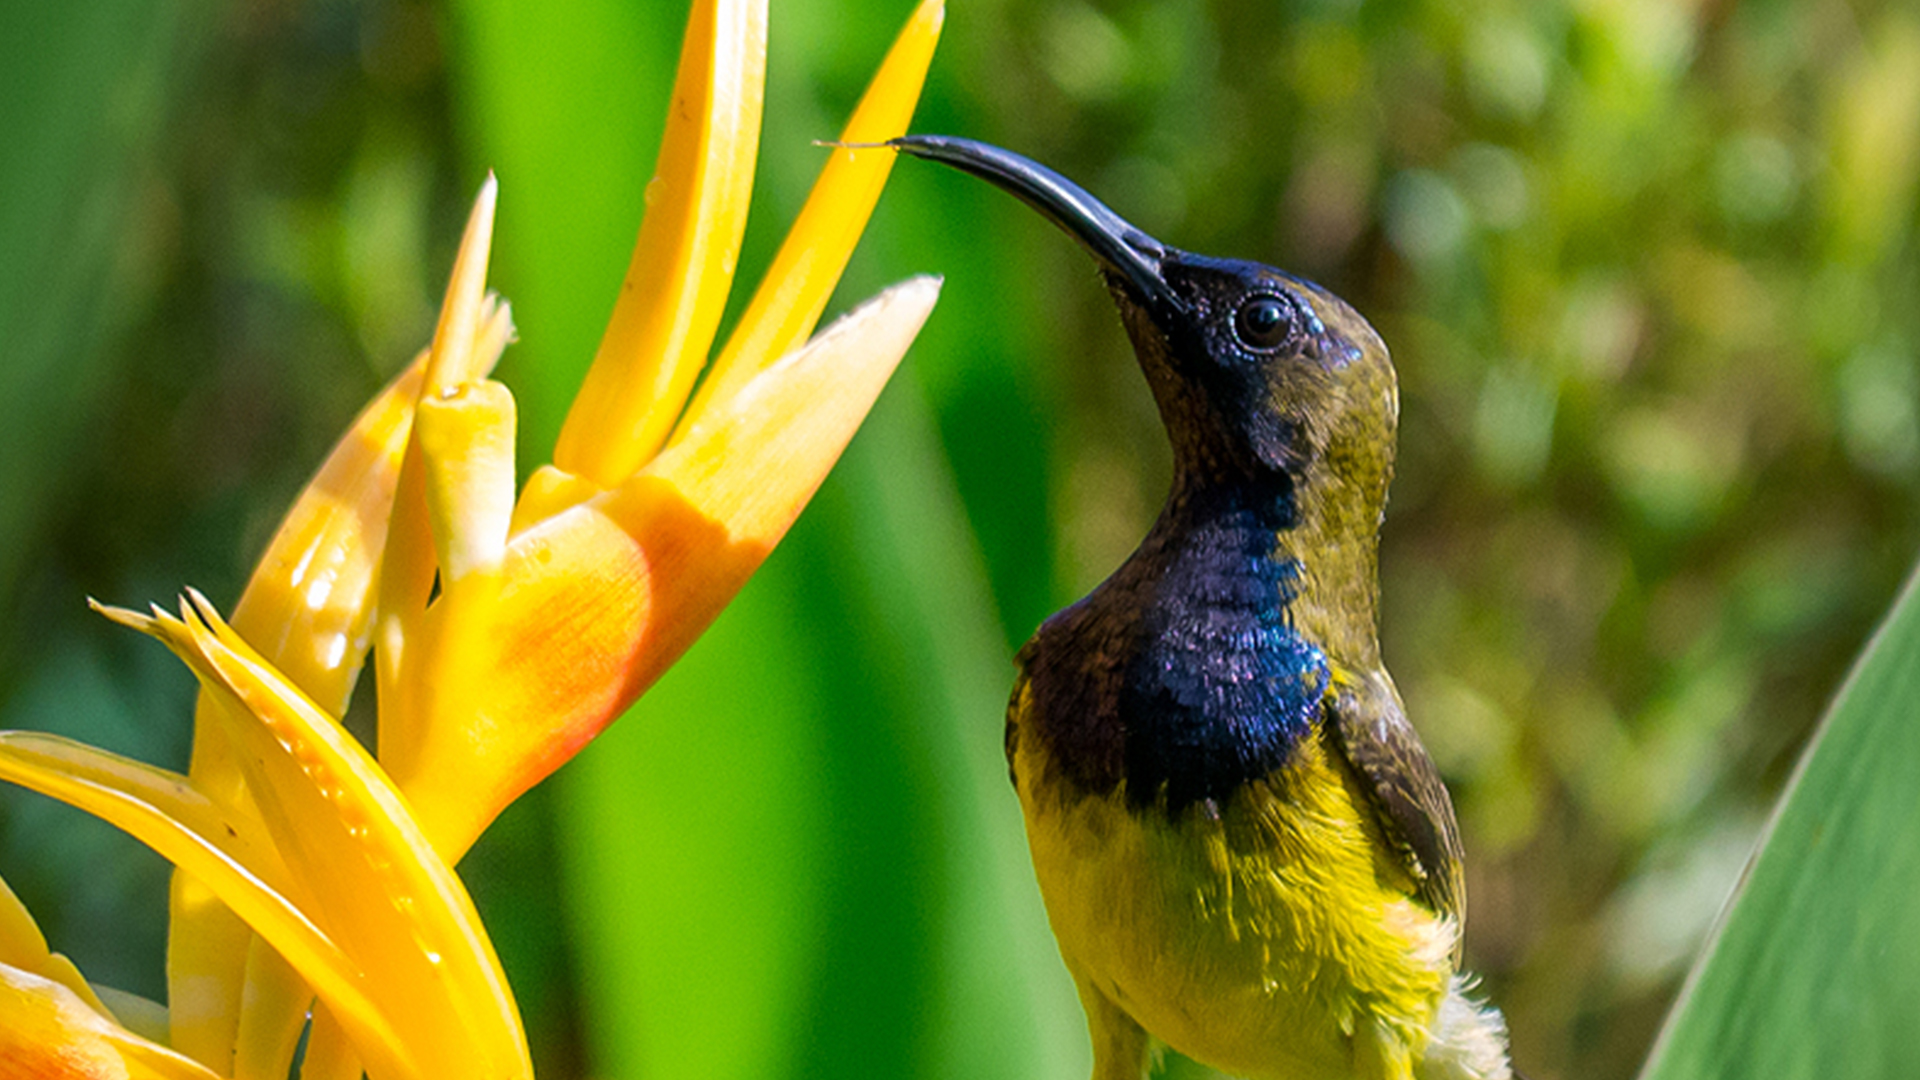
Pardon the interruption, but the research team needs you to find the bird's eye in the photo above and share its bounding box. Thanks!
[1232,295,1297,352]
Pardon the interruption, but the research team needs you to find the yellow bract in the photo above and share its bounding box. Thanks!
[553,0,768,486]
[675,0,945,435]
[110,594,526,1080]
[0,962,217,1080]
[0,0,945,1077]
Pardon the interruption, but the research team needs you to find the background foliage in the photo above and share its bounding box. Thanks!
[3,1,1918,1078]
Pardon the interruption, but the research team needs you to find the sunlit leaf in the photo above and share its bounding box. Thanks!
[1639,564,1920,1079]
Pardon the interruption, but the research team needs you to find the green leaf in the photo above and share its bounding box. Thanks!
[808,384,1087,1080]
[557,551,833,1080]
[1639,562,1920,1079]
[0,0,202,599]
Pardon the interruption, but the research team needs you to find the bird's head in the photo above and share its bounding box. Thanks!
[891,135,1397,521]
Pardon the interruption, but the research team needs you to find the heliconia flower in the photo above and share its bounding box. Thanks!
[0,0,944,1077]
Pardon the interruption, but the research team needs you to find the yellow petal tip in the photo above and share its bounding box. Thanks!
[88,599,156,635]
[672,0,943,435]
[426,178,502,391]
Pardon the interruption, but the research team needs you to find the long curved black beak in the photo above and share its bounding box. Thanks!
[889,135,1184,320]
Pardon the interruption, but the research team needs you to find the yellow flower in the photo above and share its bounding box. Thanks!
[0,0,944,1076]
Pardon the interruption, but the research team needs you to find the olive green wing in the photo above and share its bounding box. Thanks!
[1325,668,1466,941]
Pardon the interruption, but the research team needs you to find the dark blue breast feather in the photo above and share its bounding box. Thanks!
[1014,485,1330,815]
[1118,503,1328,811]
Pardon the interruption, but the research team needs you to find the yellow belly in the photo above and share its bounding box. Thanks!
[1013,710,1456,1079]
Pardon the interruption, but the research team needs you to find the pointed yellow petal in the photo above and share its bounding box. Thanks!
[424,176,499,393]
[0,878,47,961]
[0,729,293,900]
[2,718,322,1079]
[389,277,939,856]
[0,732,395,1072]
[643,276,940,539]
[552,0,769,487]
[379,380,521,779]
[140,596,529,1080]
[675,0,942,435]
[472,293,517,381]
[0,963,222,1080]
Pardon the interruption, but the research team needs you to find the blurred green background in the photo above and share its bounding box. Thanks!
[3,0,1919,1078]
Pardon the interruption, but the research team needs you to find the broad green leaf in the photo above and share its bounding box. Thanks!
[1639,563,1920,1079]
[558,547,831,1080]
[814,386,1087,1080]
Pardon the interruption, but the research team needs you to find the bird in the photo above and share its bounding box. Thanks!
[889,135,1515,1080]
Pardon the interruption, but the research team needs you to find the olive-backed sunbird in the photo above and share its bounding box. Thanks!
[891,135,1515,1080]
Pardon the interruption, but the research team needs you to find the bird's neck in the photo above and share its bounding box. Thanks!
[1012,460,1387,811]
[1157,464,1383,674]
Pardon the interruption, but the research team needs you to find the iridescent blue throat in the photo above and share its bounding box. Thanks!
[1019,482,1330,815]
[1117,491,1328,811]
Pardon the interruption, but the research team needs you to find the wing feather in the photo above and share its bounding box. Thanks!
[1325,668,1466,946]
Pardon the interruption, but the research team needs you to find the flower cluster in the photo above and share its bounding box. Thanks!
[0,1,943,1077]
